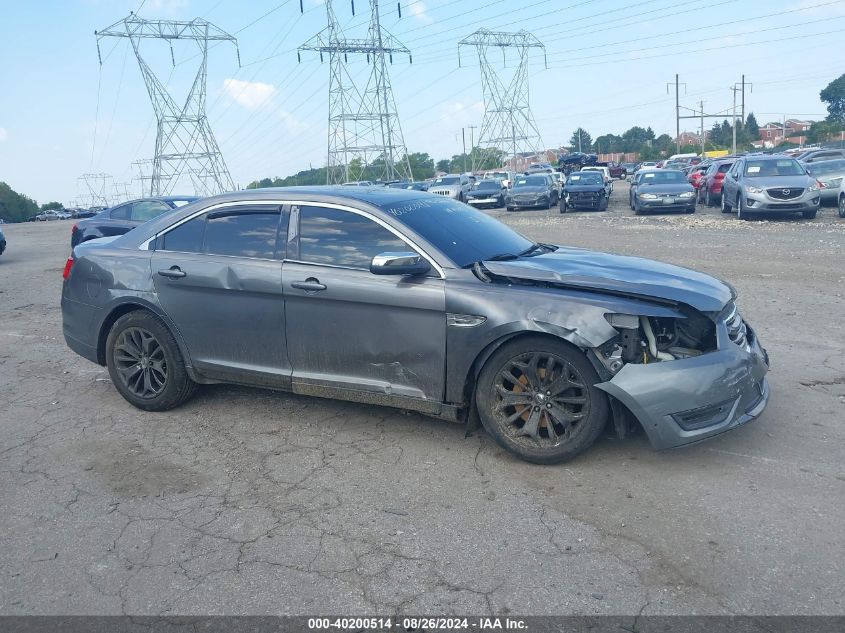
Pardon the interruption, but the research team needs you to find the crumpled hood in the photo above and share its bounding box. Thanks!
[483,246,734,312]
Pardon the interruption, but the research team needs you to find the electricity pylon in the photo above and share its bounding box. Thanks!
[78,173,113,207]
[299,1,413,184]
[96,13,239,196]
[459,29,546,172]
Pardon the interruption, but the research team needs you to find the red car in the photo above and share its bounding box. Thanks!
[699,159,735,206]
[687,164,710,190]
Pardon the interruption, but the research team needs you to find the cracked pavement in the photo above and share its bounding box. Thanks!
[1,187,843,615]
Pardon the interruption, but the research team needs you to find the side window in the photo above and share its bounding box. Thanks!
[110,204,131,220]
[160,206,284,258]
[131,201,171,223]
[297,206,410,269]
[204,210,281,259]
[161,215,205,253]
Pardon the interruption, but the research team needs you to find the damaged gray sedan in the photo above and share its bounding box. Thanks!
[61,187,770,464]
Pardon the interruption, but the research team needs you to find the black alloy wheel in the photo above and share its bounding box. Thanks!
[113,327,168,399]
[476,337,608,464]
[106,311,197,411]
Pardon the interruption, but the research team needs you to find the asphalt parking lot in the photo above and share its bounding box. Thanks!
[1,181,844,616]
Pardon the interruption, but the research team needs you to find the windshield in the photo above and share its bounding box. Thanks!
[807,159,845,175]
[513,176,547,188]
[567,173,603,185]
[744,159,806,177]
[640,170,686,184]
[488,172,508,179]
[383,197,534,268]
[433,176,460,185]
[475,180,501,190]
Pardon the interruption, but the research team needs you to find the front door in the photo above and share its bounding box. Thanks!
[151,204,291,387]
[282,204,446,406]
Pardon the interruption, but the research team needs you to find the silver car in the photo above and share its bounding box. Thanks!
[806,159,845,205]
[428,174,472,202]
[720,155,821,220]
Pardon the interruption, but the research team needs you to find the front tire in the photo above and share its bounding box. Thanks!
[475,336,609,464]
[721,192,732,213]
[802,208,818,219]
[106,311,197,412]
[559,199,567,213]
[737,195,751,221]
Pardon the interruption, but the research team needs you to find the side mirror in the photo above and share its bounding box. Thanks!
[370,252,431,276]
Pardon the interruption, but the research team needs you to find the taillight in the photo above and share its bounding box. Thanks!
[71,223,78,234]
[62,257,74,280]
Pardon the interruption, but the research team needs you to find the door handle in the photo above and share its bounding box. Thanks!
[158,266,186,279]
[291,278,326,292]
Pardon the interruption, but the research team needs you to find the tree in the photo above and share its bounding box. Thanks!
[820,73,845,123]
[653,134,674,152]
[593,134,623,154]
[406,152,435,179]
[40,201,63,211]
[806,120,845,144]
[435,159,451,173]
[0,182,39,222]
[569,128,592,152]
[745,112,759,140]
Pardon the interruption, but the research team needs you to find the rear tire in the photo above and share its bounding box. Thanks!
[839,195,845,218]
[475,336,609,464]
[106,311,197,412]
[506,206,514,212]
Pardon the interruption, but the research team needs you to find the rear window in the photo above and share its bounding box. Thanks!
[641,171,685,183]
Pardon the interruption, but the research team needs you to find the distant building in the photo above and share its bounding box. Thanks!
[675,131,704,146]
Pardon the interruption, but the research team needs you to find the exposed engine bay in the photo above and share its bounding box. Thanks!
[597,312,717,374]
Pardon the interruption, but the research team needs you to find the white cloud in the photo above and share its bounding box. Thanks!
[409,1,433,24]
[439,100,484,125]
[223,78,278,110]
[0,128,7,142]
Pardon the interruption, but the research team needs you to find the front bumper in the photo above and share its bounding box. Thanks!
[566,193,603,209]
[745,194,820,212]
[508,195,549,209]
[468,196,500,206]
[596,320,770,450]
[637,196,696,211]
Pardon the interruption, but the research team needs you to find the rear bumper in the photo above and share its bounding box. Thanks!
[596,322,770,450]
[61,295,102,365]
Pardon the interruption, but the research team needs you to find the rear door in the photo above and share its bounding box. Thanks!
[151,204,291,387]
[282,203,446,405]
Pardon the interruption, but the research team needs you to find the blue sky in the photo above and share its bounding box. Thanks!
[0,0,843,204]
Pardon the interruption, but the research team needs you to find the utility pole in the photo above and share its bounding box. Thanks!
[460,30,546,172]
[468,124,477,170]
[299,0,413,183]
[461,127,467,172]
[700,100,706,156]
[96,13,239,196]
[730,84,741,154]
[667,74,686,154]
